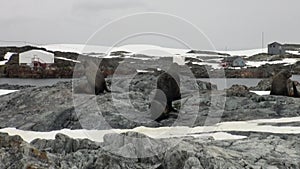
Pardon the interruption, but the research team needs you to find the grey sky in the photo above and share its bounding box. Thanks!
[0,0,299,50]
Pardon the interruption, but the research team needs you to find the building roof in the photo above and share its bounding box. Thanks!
[268,42,283,46]
[268,42,300,48]
[20,49,54,55]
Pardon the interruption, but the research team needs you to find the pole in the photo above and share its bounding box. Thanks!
[262,32,264,53]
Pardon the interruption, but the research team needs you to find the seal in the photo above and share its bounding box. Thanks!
[73,80,94,94]
[270,69,292,96]
[292,81,300,97]
[83,60,111,94]
[150,63,181,121]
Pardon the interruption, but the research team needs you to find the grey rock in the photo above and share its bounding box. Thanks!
[249,78,272,91]
[183,157,203,169]
[1,131,300,169]
[0,75,300,130]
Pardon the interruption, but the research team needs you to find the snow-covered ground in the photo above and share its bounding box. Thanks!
[246,58,298,67]
[0,43,292,69]
[218,48,268,57]
[42,44,299,69]
[0,89,18,96]
[250,91,270,96]
[136,70,154,73]
[286,50,300,55]
[1,116,300,143]
[191,61,222,69]
[42,44,267,57]
[0,60,7,65]
[42,44,189,57]
[42,44,110,54]
[55,57,80,63]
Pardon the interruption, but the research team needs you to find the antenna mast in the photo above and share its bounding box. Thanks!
[262,32,264,53]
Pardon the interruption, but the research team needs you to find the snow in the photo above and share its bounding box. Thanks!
[42,44,110,54]
[0,89,18,96]
[1,116,300,143]
[40,44,300,68]
[42,44,225,57]
[286,50,300,55]
[191,62,222,69]
[0,60,7,65]
[41,44,274,58]
[0,52,16,65]
[112,44,187,56]
[4,52,15,60]
[250,91,270,96]
[136,70,153,73]
[246,58,298,67]
[0,128,245,143]
[42,44,274,63]
[42,44,190,57]
[218,48,268,56]
[55,57,81,63]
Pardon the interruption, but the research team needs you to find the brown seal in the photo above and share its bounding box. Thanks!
[270,69,292,96]
[83,60,111,94]
[150,63,181,121]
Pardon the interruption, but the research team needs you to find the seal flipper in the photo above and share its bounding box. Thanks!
[293,81,300,97]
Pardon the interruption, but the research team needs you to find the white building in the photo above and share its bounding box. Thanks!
[19,50,54,65]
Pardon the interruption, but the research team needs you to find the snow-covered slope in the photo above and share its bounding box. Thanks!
[42,44,267,57]
[218,48,267,57]
[42,44,190,56]
[246,58,298,67]
[0,52,16,65]
[0,89,18,96]
[43,44,110,54]
[55,56,80,63]
[1,116,300,143]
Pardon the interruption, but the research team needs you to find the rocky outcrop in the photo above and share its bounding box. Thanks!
[31,133,100,154]
[249,78,272,91]
[250,77,300,95]
[0,131,300,169]
[0,82,81,131]
[1,74,300,131]
[0,132,51,169]
[226,84,251,97]
[0,83,34,90]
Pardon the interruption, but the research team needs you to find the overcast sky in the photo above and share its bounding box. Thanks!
[0,0,299,50]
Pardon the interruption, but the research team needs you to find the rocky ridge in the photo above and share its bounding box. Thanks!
[0,131,299,169]
[0,73,300,131]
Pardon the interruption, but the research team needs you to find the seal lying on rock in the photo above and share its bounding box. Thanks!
[74,60,111,95]
[150,63,181,121]
[270,69,300,97]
